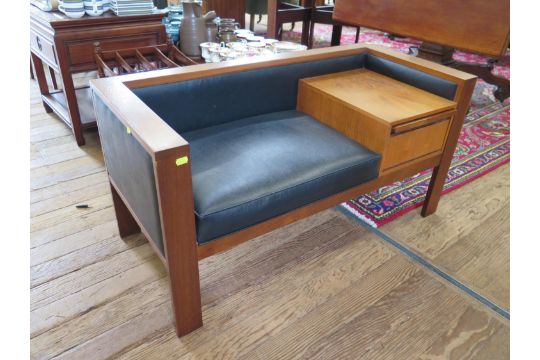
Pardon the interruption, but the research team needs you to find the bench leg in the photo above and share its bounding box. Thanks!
[110,181,140,238]
[167,245,203,337]
[155,153,203,337]
[421,165,445,217]
[422,78,477,217]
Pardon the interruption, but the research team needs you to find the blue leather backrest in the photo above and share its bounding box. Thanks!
[365,54,457,100]
[93,95,165,256]
[133,54,366,133]
[132,53,457,133]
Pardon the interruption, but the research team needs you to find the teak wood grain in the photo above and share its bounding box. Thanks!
[333,0,510,57]
[154,151,203,337]
[114,44,476,88]
[297,68,456,172]
[90,44,477,337]
[297,82,390,155]
[422,76,476,216]
[90,80,187,161]
[391,109,454,134]
[299,69,456,125]
[382,119,450,170]
[30,73,509,358]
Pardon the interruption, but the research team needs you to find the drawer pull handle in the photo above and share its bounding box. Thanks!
[36,36,42,51]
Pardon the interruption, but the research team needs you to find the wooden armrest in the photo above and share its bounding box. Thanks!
[90,77,188,160]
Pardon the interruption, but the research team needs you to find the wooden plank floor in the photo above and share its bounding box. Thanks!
[381,165,510,311]
[30,75,509,359]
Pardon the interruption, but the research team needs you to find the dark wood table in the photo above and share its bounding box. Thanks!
[30,6,167,145]
[206,0,246,28]
[206,0,326,43]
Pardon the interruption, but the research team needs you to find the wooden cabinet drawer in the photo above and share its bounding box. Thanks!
[30,29,57,67]
[381,118,450,170]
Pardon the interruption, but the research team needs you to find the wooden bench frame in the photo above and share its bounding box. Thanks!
[90,44,476,337]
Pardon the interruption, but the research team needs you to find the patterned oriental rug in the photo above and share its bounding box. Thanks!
[283,26,510,227]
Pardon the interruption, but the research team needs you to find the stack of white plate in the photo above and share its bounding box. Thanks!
[271,41,308,53]
[110,0,155,16]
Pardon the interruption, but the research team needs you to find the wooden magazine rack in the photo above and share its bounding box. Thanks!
[94,43,197,78]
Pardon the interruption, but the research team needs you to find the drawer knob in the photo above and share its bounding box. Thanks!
[36,36,42,51]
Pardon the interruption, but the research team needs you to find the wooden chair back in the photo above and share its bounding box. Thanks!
[333,0,510,56]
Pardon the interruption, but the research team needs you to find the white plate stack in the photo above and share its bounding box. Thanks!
[110,0,155,16]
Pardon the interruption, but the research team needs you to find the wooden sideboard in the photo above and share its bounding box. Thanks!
[30,6,167,145]
[298,69,457,173]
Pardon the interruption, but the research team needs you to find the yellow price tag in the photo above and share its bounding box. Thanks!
[176,156,189,166]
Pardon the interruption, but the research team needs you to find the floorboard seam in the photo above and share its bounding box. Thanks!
[336,205,510,320]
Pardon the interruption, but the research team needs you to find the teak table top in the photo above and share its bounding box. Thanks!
[300,69,456,126]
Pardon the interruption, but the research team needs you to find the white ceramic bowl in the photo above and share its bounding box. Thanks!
[271,41,307,53]
[59,1,86,18]
[84,0,104,16]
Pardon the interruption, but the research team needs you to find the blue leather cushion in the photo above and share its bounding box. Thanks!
[183,110,381,244]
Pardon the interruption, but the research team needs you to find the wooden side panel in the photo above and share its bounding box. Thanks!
[382,119,450,171]
[297,80,390,155]
[333,0,509,57]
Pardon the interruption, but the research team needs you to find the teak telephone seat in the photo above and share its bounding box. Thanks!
[90,44,476,337]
